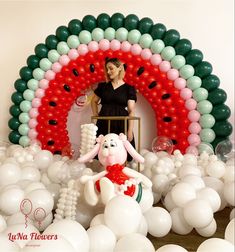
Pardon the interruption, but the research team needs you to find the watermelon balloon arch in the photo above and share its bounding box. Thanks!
[8,13,233,155]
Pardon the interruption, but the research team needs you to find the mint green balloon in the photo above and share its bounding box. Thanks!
[48,49,60,63]
[150,39,165,54]
[161,46,176,61]
[116,27,128,42]
[20,100,31,112]
[127,29,141,44]
[78,30,92,44]
[32,68,45,81]
[67,35,80,48]
[23,89,35,101]
[104,27,116,41]
[199,114,216,128]
[19,136,30,147]
[27,79,39,91]
[187,76,202,90]
[171,55,186,69]
[39,58,52,71]
[193,87,208,102]
[19,112,30,123]
[179,65,195,79]
[139,34,153,48]
[200,129,216,143]
[91,28,104,42]
[18,124,29,136]
[198,143,214,154]
[197,100,213,114]
[57,41,70,55]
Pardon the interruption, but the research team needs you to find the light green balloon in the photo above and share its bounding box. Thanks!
[20,100,31,112]
[104,27,116,41]
[161,46,176,61]
[32,68,45,81]
[39,58,52,71]
[197,100,213,114]
[193,87,208,102]
[127,29,141,44]
[150,39,165,54]
[19,112,30,123]
[139,34,153,48]
[18,124,29,136]
[115,27,128,42]
[48,49,60,63]
[200,128,216,143]
[57,41,70,55]
[171,55,186,69]
[187,76,202,90]
[27,79,39,91]
[19,136,30,147]
[179,65,195,79]
[67,35,80,48]
[78,30,92,44]
[198,143,214,155]
[23,89,35,101]
[91,28,104,42]
[199,114,216,128]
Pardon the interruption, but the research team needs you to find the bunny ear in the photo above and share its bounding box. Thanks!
[96,134,104,143]
[78,143,100,163]
[122,139,145,163]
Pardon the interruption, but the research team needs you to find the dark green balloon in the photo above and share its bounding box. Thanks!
[8,131,21,144]
[97,13,110,30]
[124,14,139,31]
[150,23,166,39]
[34,43,49,58]
[185,49,203,66]
[212,121,233,137]
[111,13,125,30]
[194,61,213,78]
[163,29,180,46]
[211,104,231,120]
[9,105,21,117]
[45,34,59,49]
[19,66,32,81]
[8,117,21,130]
[11,92,24,105]
[174,39,192,56]
[14,79,27,92]
[27,55,40,69]
[207,88,227,105]
[211,136,228,150]
[138,17,153,34]
[56,26,70,41]
[82,15,97,32]
[201,74,220,91]
[68,19,82,34]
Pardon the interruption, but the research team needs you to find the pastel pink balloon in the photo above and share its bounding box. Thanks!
[28,118,38,128]
[35,88,45,98]
[188,110,200,122]
[77,44,88,55]
[130,44,142,55]
[180,88,192,100]
[68,49,79,60]
[29,108,39,118]
[167,69,179,80]
[174,78,186,90]
[159,61,171,72]
[150,54,162,65]
[31,98,41,108]
[45,70,55,81]
[99,39,110,51]
[121,41,131,52]
[28,129,38,139]
[110,39,121,51]
[188,134,201,146]
[59,55,70,66]
[186,146,199,156]
[185,98,197,110]
[52,62,62,73]
[189,122,201,134]
[88,41,99,52]
[39,79,49,89]
[141,48,152,60]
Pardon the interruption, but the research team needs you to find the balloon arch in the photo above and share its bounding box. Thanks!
[8,13,233,155]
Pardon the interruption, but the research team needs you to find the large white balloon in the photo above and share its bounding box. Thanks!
[138,188,154,213]
[90,214,105,227]
[137,215,148,236]
[195,218,217,237]
[0,163,21,187]
[104,196,142,238]
[6,211,33,226]
[21,166,41,182]
[24,182,46,194]
[223,181,235,206]
[206,160,226,178]
[0,214,7,232]
[152,174,169,193]
[87,224,116,252]
[181,175,205,191]
[163,192,177,212]
[197,238,234,252]
[223,165,235,183]
[156,244,188,252]
[0,233,20,252]
[225,218,234,245]
[114,233,155,252]
[34,150,53,171]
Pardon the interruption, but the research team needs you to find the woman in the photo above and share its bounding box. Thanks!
[91,58,137,160]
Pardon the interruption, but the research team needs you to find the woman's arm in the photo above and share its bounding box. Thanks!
[91,94,100,116]
[127,99,135,141]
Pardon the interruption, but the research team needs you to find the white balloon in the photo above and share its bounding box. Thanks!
[182,154,197,166]
[21,166,41,182]
[230,208,235,220]
[0,214,7,232]
[41,172,52,185]
[17,180,32,189]
[76,203,96,229]
[225,218,234,245]
[179,165,201,178]
[45,183,61,209]
[144,207,172,237]
[137,215,148,236]
[138,188,154,213]
[0,163,21,187]
[144,152,158,169]
[152,174,169,193]
[0,233,20,252]
[197,238,234,252]
[47,161,68,183]
[181,175,205,191]
[90,214,105,227]
[196,218,217,237]
[33,212,53,232]
[87,224,116,252]
[224,181,235,206]
[34,150,53,171]
[206,160,226,179]
[156,244,188,252]
[223,165,235,183]
[163,192,177,212]
[24,182,46,194]
[104,196,142,238]
[114,233,155,252]
[6,211,33,226]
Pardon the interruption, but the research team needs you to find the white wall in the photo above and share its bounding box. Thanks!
[0,0,234,149]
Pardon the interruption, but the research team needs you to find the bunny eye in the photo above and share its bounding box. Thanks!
[110,140,117,147]
[102,143,109,149]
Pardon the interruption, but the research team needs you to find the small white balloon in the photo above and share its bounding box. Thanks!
[90,213,105,227]
[21,166,41,182]
[179,165,201,178]
[34,150,53,171]
[24,182,46,194]
[206,160,226,179]
[196,218,217,237]
[197,238,234,252]
[223,165,235,183]
[0,163,21,187]
[225,218,234,245]
[156,244,188,252]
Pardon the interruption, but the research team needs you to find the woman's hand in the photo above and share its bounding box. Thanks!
[127,131,133,142]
